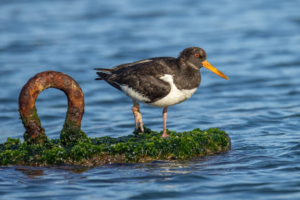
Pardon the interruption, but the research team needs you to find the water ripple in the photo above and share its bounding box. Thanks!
[1,0,300,199]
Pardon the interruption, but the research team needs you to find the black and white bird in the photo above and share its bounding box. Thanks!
[94,47,228,137]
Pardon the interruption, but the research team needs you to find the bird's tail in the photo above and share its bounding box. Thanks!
[94,71,121,91]
[95,72,111,81]
[94,68,113,81]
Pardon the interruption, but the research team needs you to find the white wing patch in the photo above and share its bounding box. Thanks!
[121,85,151,102]
[148,74,197,107]
[133,59,153,65]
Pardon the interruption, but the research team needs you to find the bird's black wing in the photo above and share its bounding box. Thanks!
[95,57,177,103]
[94,57,174,72]
[113,57,177,102]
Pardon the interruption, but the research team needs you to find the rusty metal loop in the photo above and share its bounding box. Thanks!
[18,71,85,143]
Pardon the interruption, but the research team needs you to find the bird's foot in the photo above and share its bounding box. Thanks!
[161,132,170,138]
[132,105,144,133]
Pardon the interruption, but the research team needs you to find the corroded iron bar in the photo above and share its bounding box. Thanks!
[18,71,85,144]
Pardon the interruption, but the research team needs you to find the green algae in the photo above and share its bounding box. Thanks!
[0,127,230,167]
[20,107,49,145]
[19,107,88,145]
[60,119,89,146]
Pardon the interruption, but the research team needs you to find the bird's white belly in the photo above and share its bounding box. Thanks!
[120,74,197,107]
[148,74,197,107]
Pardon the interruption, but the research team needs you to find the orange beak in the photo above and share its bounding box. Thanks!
[201,60,229,80]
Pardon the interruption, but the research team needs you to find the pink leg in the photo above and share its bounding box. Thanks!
[162,107,170,138]
[131,100,144,133]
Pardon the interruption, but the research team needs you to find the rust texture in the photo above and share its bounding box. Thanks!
[18,71,85,142]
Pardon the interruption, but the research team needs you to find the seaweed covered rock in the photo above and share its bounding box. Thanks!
[0,127,230,166]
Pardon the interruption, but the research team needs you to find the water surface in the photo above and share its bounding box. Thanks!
[1,0,300,199]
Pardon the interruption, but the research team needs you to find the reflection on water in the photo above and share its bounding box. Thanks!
[1,0,300,199]
[15,168,45,179]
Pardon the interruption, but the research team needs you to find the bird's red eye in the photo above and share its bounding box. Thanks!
[195,54,200,58]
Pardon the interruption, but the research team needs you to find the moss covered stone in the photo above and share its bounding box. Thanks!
[19,107,50,145]
[60,119,89,146]
[0,127,230,167]
[19,107,88,146]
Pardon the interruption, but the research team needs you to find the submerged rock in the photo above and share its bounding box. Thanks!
[0,127,230,167]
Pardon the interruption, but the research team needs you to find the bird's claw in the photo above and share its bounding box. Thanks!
[134,114,144,133]
[132,105,144,133]
[139,121,144,133]
[161,132,170,138]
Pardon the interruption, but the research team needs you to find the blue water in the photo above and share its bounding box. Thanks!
[1,0,300,199]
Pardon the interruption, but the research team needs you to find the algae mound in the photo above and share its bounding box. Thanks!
[0,127,230,167]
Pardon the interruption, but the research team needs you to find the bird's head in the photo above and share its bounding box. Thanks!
[179,47,229,80]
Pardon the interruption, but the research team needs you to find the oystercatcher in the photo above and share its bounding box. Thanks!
[94,47,228,137]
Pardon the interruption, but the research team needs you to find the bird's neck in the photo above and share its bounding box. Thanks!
[173,58,201,90]
[178,56,188,69]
